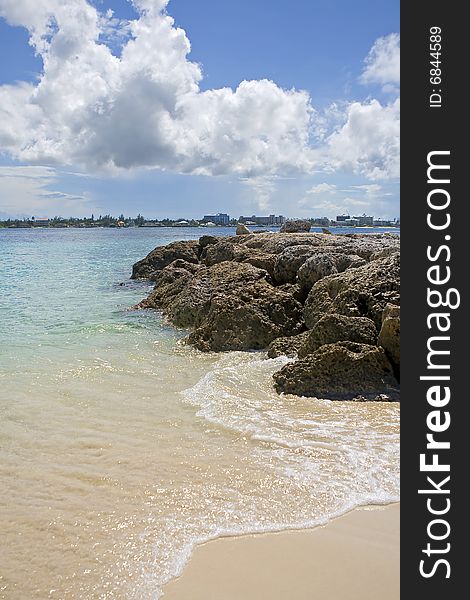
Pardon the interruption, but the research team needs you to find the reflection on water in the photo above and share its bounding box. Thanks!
[0,228,399,599]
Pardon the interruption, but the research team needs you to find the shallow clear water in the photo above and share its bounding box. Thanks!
[0,227,399,599]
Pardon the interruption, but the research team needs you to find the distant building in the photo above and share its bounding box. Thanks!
[336,214,350,223]
[202,213,230,225]
[238,214,286,226]
[353,215,374,226]
[312,217,330,226]
[33,217,49,227]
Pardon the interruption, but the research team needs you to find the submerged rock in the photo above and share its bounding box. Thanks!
[273,341,399,401]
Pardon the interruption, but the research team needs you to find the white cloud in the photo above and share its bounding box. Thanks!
[0,165,93,217]
[306,183,337,194]
[240,176,280,212]
[298,192,376,217]
[348,184,382,197]
[326,98,400,180]
[0,0,314,178]
[0,0,399,212]
[360,33,400,89]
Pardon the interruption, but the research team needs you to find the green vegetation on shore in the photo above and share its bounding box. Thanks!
[1,214,400,229]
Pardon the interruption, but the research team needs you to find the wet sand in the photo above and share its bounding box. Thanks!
[162,503,400,600]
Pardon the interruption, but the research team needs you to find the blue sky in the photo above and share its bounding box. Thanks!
[0,0,399,220]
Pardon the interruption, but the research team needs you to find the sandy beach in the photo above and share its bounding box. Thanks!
[163,503,399,600]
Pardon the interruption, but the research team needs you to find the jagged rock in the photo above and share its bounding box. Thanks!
[139,261,269,327]
[201,240,243,265]
[277,283,308,304]
[297,253,368,292]
[132,240,199,279]
[297,253,339,290]
[273,341,399,401]
[137,259,304,350]
[236,223,252,235]
[166,259,201,274]
[303,253,400,329]
[369,246,400,261]
[335,254,367,271]
[198,239,277,278]
[136,262,195,312]
[267,331,309,358]
[198,235,219,250]
[131,232,400,394]
[273,245,321,284]
[240,252,277,279]
[336,234,400,260]
[298,315,377,358]
[171,262,271,329]
[240,232,324,254]
[186,281,304,351]
[280,219,311,233]
[378,304,400,377]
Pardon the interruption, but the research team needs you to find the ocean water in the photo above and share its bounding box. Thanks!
[0,227,400,599]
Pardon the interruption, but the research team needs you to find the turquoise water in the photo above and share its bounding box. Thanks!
[0,227,400,599]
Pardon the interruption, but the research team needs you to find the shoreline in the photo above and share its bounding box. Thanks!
[162,503,400,600]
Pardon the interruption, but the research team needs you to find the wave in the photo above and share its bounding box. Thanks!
[151,351,400,599]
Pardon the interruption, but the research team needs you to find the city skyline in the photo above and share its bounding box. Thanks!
[1,209,400,229]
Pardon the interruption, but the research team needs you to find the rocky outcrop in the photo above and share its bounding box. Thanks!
[199,239,277,278]
[378,304,400,378]
[198,235,219,250]
[267,331,309,358]
[273,245,322,284]
[132,231,400,400]
[132,240,200,280]
[297,253,339,290]
[236,223,252,235]
[273,342,399,401]
[298,315,377,358]
[303,253,400,329]
[187,281,304,351]
[139,261,271,328]
[280,219,311,233]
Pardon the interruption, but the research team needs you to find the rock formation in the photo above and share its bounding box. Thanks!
[236,222,252,235]
[273,342,399,401]
[298,315,378,358]
[280,219,311,233]
[132,231,400,401]
[132,240,199,280]
[378,303,400,379]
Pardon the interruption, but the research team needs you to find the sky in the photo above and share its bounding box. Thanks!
[0,0,400,220]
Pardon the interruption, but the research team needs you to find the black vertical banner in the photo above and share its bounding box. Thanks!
[401,3,466,598]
